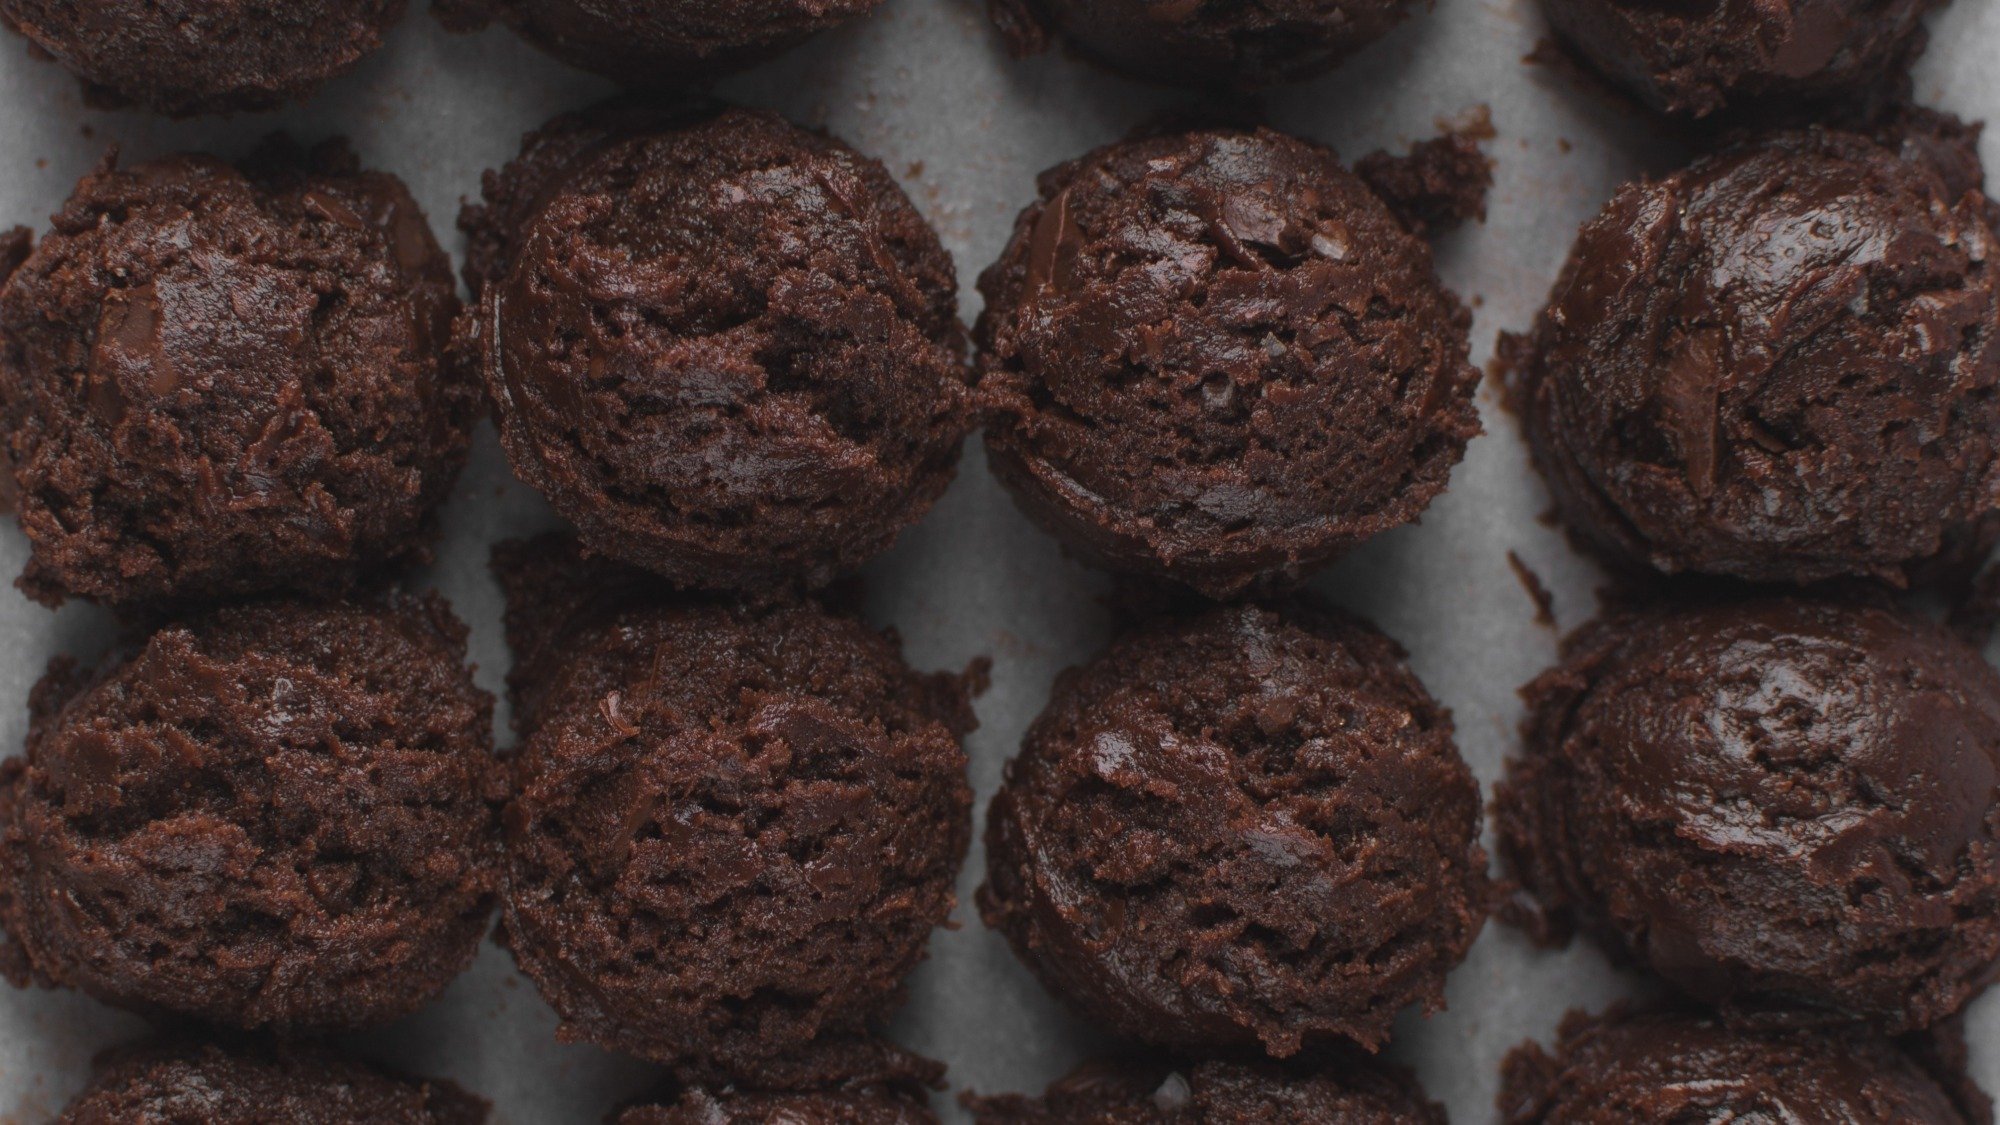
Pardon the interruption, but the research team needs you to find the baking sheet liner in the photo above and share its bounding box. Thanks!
[0,0,1995,1118]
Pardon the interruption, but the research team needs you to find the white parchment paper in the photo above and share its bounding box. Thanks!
[0,0,1996,1119]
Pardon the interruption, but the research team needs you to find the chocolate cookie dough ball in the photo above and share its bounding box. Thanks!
[1499,1007,1983,1123]
[434,0,882,87]
[59,1040,488,1124]
[976,128,1480,600]
[967,1057,1444,1123]
[0,142,474,612]
[615,1039,943,1124]
[1540,0,1943,119]
[462,108,970,593]
[1508,120,2000,587]
[1497,597,2000,1031]
[618,1091,934,1125]
[493,536,974,1079]
[0,596,499,1032]
[620,1088,935,1125]
[979,603,1487,1055]
[0,0,404,116]
[988,0,1419,87]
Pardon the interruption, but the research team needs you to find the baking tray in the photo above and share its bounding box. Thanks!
[0,0,1995,1119]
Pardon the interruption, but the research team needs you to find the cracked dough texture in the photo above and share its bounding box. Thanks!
[987,0,1418,88]
[0,0,406,115]
[57,1040,488,1124]
[1497,597,2000,1032]
[1507,119,2000,587]
[461,107,970,593]
[617,1088,935,1125]
[975,127,1479,600]
[1540,0,1945,118]
[0,596,499,1033]
[965,1056,1445,1123]
[978,602,1487,1056]
[1499,1006,1981,1123]
[493,536,973,1082]
[614,1041,942,1124]
[432,0,881,87]
[0,141,473,612]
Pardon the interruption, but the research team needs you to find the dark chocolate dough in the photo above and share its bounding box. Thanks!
[1355,130,1494,237]
[434,0,882,87]
[493,536,973,1081]
[1539,0,1945,119]
[979,602,1487,1055]
[617,1091,935,1125]
[1497,597,2000,1032]
[0,0,405,115]
[1499,1006,1983,1123]
[58,1040,488,1124]
[0,141,474,612]
[987,0,1419,88]
[0,595,499,1032]
[966,1056,1445,1123]
[976,127,1481,600]
[1506,119,2000,587]
[461,107,970,592]
[0,226,28,284]
[615,1039,943,1124]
